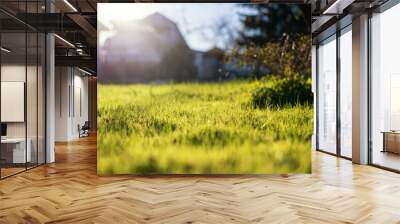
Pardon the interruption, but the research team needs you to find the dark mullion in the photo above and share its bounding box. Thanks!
[80,88,82,117]
[44,36,47,163]
[315,44,319,151]
[73,68,75,118]
[25,0,28,171]
[317,149,352,161]
[0,23,2,179]
[69,69,71,118]
[336,28,341,157]
[60,67,62,117]
[44,7,47,164]
[36,0,39,168]
[367,11,373,165]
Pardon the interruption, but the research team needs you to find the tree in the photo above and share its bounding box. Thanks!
[237,4,311,46]
[227,35,311,79]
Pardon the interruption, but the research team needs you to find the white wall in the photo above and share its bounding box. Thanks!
[1,65,37,138]
[55,67,89,141]
[55,66,70,141]
[1,63,46,164]
[1,65,26,135]
[1,65,26,141]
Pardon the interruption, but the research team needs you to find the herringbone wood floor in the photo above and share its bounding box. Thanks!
[1,135,400,224]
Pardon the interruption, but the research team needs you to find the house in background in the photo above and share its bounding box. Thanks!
[100,13,265,83]
[100,13,196,83]
[194,47,224,81]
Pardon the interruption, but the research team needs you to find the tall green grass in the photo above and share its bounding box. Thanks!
[98,81,312,174]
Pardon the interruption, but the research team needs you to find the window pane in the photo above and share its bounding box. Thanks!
[27,31,38,169]
[38,33,46,165]
[317,35,337,154]
[371,4,400,171]
[340,27,352,158]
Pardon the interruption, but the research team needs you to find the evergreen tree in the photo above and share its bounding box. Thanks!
[237,4,311,46]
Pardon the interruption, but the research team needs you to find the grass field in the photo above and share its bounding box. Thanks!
[98,81,312,174]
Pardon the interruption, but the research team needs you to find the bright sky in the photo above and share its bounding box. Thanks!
[97,3,243,51]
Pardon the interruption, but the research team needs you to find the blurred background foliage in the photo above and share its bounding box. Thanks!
[231,4,311,77]
[227,35,311,79]
[237,4,310,45]
[251,76,313,108]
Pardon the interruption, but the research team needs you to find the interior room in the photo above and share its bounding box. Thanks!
[0,0,97,179]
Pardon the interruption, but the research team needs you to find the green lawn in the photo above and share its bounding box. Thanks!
[97,80,312,174]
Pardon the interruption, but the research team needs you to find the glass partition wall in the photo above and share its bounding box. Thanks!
[0,31,27,177]
[316,25,352,159]
[0,2,46,179]
[370,3,400,171]
[315,1,400,171]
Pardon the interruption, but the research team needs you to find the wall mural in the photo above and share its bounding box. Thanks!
[97,3,312,174]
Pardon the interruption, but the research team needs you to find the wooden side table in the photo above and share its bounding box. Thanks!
[381,131,400,154]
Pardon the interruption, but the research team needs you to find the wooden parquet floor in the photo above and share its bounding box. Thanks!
[1,135,400,224]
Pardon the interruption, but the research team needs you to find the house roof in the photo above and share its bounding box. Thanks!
[98,21,109,31]
[142,12,176,27]
[204,47,224,58]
